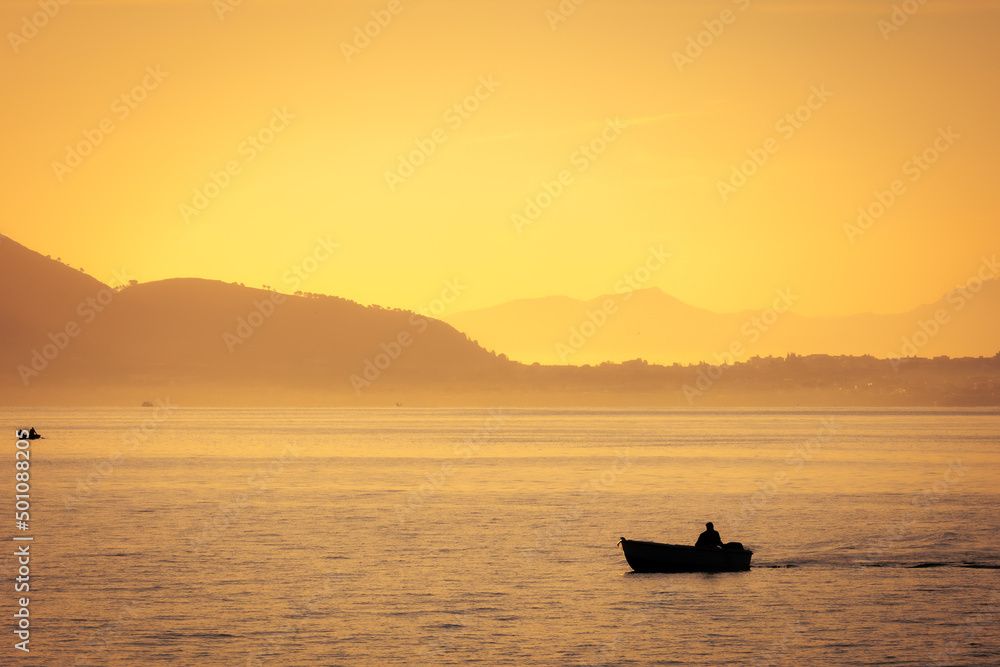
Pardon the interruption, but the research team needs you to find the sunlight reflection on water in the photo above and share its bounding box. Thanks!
[3,407,998,665]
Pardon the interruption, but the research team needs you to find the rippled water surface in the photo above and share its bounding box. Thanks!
[3,407,999,665]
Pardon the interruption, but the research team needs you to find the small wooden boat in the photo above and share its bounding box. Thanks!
[618,537,753,572]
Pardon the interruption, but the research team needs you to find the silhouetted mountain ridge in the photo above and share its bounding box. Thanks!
[445,281,1000,365]
[0,236,505,397]
[2,236,997,406]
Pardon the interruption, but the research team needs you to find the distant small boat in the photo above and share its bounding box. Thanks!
[16,428,43,440]
[618,537,753,573]
[141,401,154,407]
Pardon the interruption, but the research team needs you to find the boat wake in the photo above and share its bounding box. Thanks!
[752,559,1000,570]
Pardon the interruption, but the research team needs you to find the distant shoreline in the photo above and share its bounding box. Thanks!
[3,353,997,408]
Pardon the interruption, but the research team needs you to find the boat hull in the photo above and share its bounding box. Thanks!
[619,538,752,573]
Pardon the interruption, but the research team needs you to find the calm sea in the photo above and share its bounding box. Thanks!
[2,407,998,666]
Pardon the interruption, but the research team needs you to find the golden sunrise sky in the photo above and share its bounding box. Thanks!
[2,0,998,317]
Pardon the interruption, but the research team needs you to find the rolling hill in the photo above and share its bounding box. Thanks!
[0,235,506,404]
[2,235,997,407]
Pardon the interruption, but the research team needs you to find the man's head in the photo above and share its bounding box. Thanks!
[706,522,714,530]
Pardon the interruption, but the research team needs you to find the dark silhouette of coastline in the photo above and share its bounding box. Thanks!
[2,236,998,406]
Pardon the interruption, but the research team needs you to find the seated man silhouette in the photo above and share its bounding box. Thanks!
[695,521,723,549]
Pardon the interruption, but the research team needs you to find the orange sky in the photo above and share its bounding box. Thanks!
[2,0,999,317]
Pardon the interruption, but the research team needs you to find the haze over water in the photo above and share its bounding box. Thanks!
[4,1,1000,664]
[4,407,998,665]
